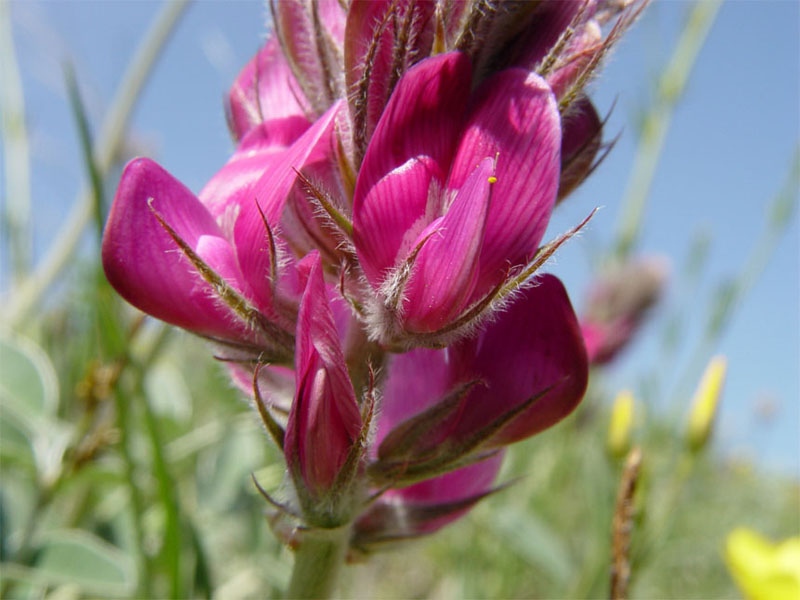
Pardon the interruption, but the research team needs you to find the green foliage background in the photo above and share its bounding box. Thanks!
[2,304,798,598]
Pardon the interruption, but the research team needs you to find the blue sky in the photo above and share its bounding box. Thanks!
[4,1,798,474]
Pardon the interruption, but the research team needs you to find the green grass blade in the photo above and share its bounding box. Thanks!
[614,0,723,259]
[0,0,33,283]
[64,64,106,243]
[3,0,191,329]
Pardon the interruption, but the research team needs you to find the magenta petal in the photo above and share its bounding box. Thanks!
[274,251,316,309]
[377,277,586,450]
[353,53,473,289]
[286,253,361,495]
[227,37,310,141]
[391,452,503,505]
[199,118,310,223]
[385,453,504,534]
[294,254,349,374]
[353,156,442,288]
[354,52,471,212]
[449,69,561,296]
[232,102,342,312]
[195,234,245,285]
[102,158,250,340]
[452,274,588,445]
[344,0,396,141]
[375,347,451,449]
[282,157,349,260]
[402,158,494,332]
[318,0,347,44]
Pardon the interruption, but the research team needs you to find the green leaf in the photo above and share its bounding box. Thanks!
[203,426,265,511]
[0,415,35,470]
[8,530,135,596]
[0,333,58,419]
[0,334,71,481]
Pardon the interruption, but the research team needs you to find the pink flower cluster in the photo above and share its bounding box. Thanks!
[102,0,642,547]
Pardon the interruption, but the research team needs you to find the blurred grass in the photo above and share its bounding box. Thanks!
[345,404,798,599]
[2,280,798,599]
[0,0,32,284]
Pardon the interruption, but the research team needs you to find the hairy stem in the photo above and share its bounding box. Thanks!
[287,525,352,599]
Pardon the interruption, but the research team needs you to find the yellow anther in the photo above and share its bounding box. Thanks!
[487,176,497,184]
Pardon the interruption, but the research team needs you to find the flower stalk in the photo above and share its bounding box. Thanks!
[287,525,353,599]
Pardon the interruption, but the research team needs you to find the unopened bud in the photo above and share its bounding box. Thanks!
[284,254,363,525]
[607,390,635,458]
[581,256,669,365]
[687,355,727,452]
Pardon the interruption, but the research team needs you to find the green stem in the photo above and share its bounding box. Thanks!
[0,0,32,284]
[631,450,696,573]
[140,375,184,600]
[287,525,352,599]
[112,385,154,599]
[614,0,722,259]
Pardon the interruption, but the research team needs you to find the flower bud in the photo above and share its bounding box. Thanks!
[226,37,311,142]
[581,256,669,364]
[607,389,635,459]
[284,253,363,524]
[725,527,800,600]
[687,355,727,452]
[558,96,603,203]
[344,0,436,161]
[353,52,562,345]
[271,0,347,117]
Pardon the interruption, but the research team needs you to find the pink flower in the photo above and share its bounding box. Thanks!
[100,0,646,548]
[451,0,638,205]
[373,274,587,461]
[352,52,562,340]
[284,253,363,517]
[353,274,587,544]
[102,102,342,353]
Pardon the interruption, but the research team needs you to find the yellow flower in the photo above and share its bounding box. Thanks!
[607,389,635,458]
[687,355,727,451]
[725,527,800,600]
